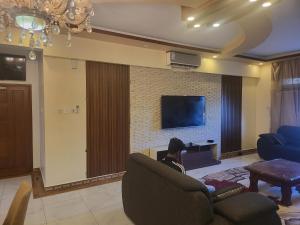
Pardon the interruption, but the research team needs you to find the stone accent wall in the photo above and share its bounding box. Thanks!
[130,66,222,157]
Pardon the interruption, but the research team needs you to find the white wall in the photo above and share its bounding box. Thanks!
[242,77,258,150]
[0,45,43,168]
[256,65,272,137]
[43,56,86,187]
[44,35,260,78]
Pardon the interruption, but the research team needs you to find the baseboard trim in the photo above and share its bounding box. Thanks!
[31,168,125,199]
[221,149,257,159]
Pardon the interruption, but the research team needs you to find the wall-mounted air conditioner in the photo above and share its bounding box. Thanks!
[166,51,201,70]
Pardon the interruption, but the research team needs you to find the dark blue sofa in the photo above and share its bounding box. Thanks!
[257,126,300,162]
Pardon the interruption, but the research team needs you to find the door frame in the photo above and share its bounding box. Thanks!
[0,83,33,178]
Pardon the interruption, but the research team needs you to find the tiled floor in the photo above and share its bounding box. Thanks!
[0,154,298,225]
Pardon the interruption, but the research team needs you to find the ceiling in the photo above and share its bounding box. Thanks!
[91,0,300,59]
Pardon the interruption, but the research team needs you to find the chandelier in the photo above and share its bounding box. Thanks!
[0,0,94,60]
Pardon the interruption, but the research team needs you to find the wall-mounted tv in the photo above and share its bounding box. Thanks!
[161,96,206,129]
[0,54,26,81]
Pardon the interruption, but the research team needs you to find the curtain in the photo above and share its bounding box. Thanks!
[271,58,300,132]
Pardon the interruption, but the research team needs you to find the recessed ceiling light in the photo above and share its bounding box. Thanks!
[187,16,195,21]
[249,0,257,2]
[212,55,218,59]
[262,2,272,7]
[259,62,264,66]
[212,23,220,28]
[193,24,201,28]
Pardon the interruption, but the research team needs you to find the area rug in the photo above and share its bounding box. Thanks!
[200,167,300,225]
[200,167,250,191]
[281,213,300,225]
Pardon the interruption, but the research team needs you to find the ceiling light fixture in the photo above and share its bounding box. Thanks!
[212,55,218,59]
[0,0,94,60]
[259,62,264,66]
[262,2,272,7]
[193,24,201,28]
[187,16,195,21]
[182,1,279,30]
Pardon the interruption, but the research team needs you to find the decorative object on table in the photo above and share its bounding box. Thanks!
[0,0,94,60]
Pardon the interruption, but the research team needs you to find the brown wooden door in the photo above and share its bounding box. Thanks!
[221,76,242,153]
[0,84,33,177]
[86,61,130,178]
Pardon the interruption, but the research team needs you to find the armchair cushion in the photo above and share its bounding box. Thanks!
[273,133,287,145]
[259,133,286,145]
[214,192,278,224]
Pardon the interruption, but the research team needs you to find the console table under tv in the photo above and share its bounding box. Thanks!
[149,141,220,170]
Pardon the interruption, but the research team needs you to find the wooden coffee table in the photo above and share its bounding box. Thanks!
[245,159,300,206]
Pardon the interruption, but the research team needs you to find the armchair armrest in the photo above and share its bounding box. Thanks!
[211,183,245,203]
[214,192,278,224]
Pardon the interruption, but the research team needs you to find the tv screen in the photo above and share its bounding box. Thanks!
[161,96,206,129]
[0,54,26,81]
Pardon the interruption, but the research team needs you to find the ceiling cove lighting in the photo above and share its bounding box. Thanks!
[212,23,220,28]
[0,0,94,60]
[187,16,195,21]
[182,0,279,30]
[262,2,272,7]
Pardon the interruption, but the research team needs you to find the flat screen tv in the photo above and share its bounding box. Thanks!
[161,96,206,129]
[0,54,26,81]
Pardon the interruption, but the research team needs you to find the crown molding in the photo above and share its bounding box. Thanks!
[91,27,219,54]
[89,27,299,63]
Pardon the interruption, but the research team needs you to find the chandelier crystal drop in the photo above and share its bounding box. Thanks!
[0,0,94,60]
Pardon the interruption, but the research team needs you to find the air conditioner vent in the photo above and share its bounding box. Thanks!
[166,51,201,70]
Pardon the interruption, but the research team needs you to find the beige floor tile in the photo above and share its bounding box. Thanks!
[81,190,118,211]
[24,210,46,225]
[92,203,133,225]
[47,212,97,225]
[28,197,44,214]
[42,191,82,207]
[0,213,5,224]
[44,197,90,223]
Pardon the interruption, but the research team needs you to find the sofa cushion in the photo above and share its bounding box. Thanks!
[259,133,287,146]
[278,126,300,147]
[273,133,287,145]
[214,192,278,223]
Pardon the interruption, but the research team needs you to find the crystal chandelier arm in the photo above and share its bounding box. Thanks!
[47,0,69,15]
[0,0,93,60]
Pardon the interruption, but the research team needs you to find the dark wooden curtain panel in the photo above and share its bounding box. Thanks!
[221,76,242,153]
[86,61,130,178]
[0,84,33,177]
